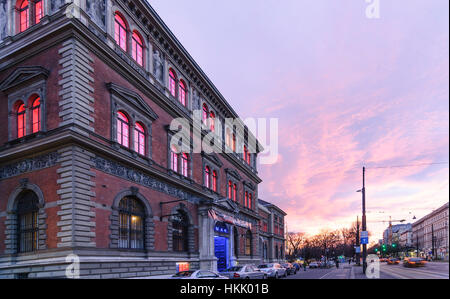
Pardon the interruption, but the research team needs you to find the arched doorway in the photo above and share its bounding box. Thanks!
[214,222,230,272]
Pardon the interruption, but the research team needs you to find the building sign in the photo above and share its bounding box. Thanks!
[208,209,252,229]
[214,222,230,234]
[176,262,190,273]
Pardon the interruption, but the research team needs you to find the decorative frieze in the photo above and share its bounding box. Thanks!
[91,156,203,204]
[0,152,59,180]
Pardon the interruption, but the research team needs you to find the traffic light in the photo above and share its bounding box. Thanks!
[392,243,397,248]
[375,248,378,252]
[382,244,387,252]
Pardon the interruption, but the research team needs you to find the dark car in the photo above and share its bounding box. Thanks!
[282,263,297,275]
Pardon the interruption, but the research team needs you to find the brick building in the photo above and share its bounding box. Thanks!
[258,199,286,264]
[0,0,285,278]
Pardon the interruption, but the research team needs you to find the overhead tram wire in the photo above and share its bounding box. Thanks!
[359,161,449,170]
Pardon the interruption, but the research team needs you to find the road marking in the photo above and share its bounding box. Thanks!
[381,266,449,279]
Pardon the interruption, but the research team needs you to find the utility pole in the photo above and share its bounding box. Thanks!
[432,224,436,260]
[362,167,367,274]
[416,234,419,257]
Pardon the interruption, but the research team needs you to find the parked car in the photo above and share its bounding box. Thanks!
[403,258,427,268]
[326,260,336,268]
[220,265,267,279]
[257,263,287,279]
[387,258,400,265]
[308,262,320,268]
[282,263,297,275]
[170,270,229,279]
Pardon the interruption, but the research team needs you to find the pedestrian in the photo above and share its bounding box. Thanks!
[303,261,307,271]
[348,258,351,265]
[336,259,339,269]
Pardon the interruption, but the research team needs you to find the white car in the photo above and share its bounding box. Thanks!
[170,270,229,279]
[257,263,287,279]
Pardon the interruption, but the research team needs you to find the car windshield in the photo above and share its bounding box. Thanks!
[409,258,423,262]
[282,264,290,267]
[226,266,243,272]
[173,271,194,277]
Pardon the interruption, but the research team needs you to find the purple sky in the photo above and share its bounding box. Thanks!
[149,0,449,240]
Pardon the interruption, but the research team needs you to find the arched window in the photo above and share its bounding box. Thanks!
[232,134,236,152]
[205,166,210,189]
[35,0,43,24]
[225,128,230,147]
[171,145,179,173]
[244,146,248,163]
[181,153,189,177]
[132,31,144,66]
[209,111,215,132]
[172,210,189,252]
[179,80,187,106]
[233,184,237,202]
[17,102,26,138]
[114,13,127,51]
[16,191,39,253]
[31,95,41,134]
[202,104,209,126]
[169,69,177,97]
[134,122,146,156]
[212,170,218,192]
[117,111,129,148]
[18,0,29,33]
[245,191,248,208]
[228,181,232,200]
[245,230,252,256]
[118,197,145,249]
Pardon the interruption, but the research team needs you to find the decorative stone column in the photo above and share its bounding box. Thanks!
[198,209,217,271]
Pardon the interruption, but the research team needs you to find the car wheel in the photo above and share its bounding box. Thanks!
[263,274,268,279]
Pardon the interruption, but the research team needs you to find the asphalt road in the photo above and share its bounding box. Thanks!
[377,262,449,279]
[280,262,449,279]
[284,265,351,279]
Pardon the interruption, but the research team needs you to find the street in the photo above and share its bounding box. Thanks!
[281,262,449,279]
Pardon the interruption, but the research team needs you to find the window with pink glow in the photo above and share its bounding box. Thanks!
[228,181,232,200]
[182,153,189,177]
[17,102,26,138]
[226,128,231,148]
[179,80,187,106]
[169,69,177,97]
[209,111,215,132]
[245,191,248,208]
[205,166,211,189]
[249,193,252,209]
[134,122,146,156]
[202,104,209,126]
[19,0,29,33]
[171,145,179,173]
[132,31,144,66]
[114,13,127,51]
[31,96,41,134]
[232,134,236,152]
[212,171,217,192]
[233,184,237,202]
[35,0,43,24]
[117,111,129,148]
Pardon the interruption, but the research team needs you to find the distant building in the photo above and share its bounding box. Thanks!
[412,202,449,260]
[399,229,413,248]
[383,223,412,245]
[258,199,286,263]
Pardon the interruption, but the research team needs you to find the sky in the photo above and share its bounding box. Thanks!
[148,0,449,241]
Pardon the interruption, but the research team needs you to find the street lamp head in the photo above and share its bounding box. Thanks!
[356,190,362,193]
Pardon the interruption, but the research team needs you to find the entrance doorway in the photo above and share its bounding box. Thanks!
[214,236,229,272]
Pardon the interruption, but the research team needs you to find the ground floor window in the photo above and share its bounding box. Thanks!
[119,197,145,249]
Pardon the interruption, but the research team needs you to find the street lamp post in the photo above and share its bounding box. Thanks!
[357,167,368,274]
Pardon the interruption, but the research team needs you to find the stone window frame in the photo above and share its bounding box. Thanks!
[166,126,194,182]
[1,67,49,142]
[5,179,47,255]
[242,181,256,211]
[108,83,157,160]
[225,168,241,204]
[166,62,191,111]
[201,152,223,195]
[167,203,195,253]
[109,187,155,251]
[13,0,48,35]
[244,229,253,257]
